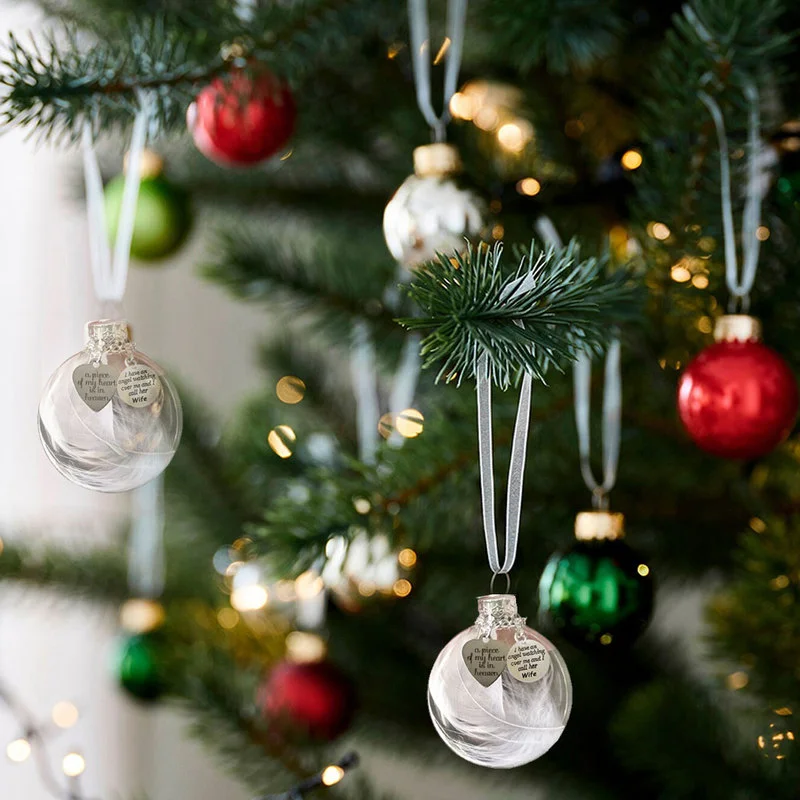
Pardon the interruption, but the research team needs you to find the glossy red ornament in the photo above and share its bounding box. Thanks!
[677,316,798,460]
[187,68,295,167]
[259,660,355,741]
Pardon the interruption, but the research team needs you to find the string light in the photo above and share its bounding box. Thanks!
[62,752,86,777]
[756,226,770,241]
[649,222,671,241]
[449,92,476,120]
[599,634,613,645]
[670,263,691,282]
[257,752,359,799]
[268,425,296,459]
[52,701,79,729]
[393,579,412,598]
[321,765,345,786]
[295,571,324,600]
[496,120,533,153]
[516,177,541,196]
[230,584,269,612]
[353,497,371,514]
[637,564,650,577]
[395,409,424,438]
[7,738,31,763]
[692,274,709,289]
[621,149,643,170]
[276,376,306,404]
[286,631,327,664]
[398,548,417,568]
[119,598,165,634]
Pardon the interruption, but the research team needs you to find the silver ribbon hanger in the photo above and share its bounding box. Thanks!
[698,81,763,312]
[685,6,764,313]
[81,89,155,308]
[535,217,622,509]
[574,339,622,509]
[408,0,469,142]
[128,476,166,599]
[475,265,539,585]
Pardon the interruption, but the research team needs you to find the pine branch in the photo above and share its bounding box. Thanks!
[477,0,626,75]
[204,224,399,340]
[0,0,373,139]
[400,240,638,389]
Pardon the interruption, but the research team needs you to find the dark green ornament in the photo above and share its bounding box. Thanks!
[775,172,800,209]
[113,633,165,702]
[104,174,191,262]
[538,533,653,650]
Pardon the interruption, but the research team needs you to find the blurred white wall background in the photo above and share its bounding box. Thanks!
[0,4,262,798]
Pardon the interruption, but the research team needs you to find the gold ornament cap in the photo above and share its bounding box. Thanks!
[575,510,625,541]
[413,143,462,178]
[123,148,164,179]
[714,314,762,343]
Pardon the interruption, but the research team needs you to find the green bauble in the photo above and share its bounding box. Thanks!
[113,633,165,702]
[776,171,800,209]
[104,175,191,262]
[538,538,654,649]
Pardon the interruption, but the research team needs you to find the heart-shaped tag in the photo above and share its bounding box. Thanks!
[72,364,121,412]
[461,638,511,687]
[506,639,551,683]
[117,363,162,409]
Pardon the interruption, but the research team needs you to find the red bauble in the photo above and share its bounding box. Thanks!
[259,660,355,741]
[187,68,296,167]
[677,323,798,459]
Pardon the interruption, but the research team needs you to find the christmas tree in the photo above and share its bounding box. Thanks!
[2,0,800,796]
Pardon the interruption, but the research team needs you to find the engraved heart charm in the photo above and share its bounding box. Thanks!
[117,364,162,409]
[461,638,511,687]
[72,364,121,412]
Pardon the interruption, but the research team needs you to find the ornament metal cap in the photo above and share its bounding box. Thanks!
[575,510,625,541]
[477,593,518,616]
[123,148,164,180]
[85,319,132,344]
[714,314,762,343]
[413,143,462,178]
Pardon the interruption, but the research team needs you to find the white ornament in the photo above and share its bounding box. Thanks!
[428,593,571,768]
[38,320,182,493]
[383,144,488,271]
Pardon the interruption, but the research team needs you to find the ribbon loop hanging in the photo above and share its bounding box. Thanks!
[573,337,622,509]
[408,0,469,142]
[476,356,533,578]
[128,476,166,599]
[81,89,155,306]
[698,81,762,312]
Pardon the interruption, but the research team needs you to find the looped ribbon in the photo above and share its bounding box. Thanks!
[475,263,539,581]
[477,355,532,579]
[408,0,469,142]
[535,217,622,510]
[81,88,155,307]
[685,6,764,313]
[574,338,622,510]
[698,80,762,313]
[128,476,166,599]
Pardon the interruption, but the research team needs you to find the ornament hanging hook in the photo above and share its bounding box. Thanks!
[490,571,511,595]
[408,0,469,142]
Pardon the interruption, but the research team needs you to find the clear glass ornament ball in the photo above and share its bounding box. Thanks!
[428,594,572,769]
[383,173,488,270]
[38,321,182,493]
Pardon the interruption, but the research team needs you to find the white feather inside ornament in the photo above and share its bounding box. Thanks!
[428,594,572,768]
